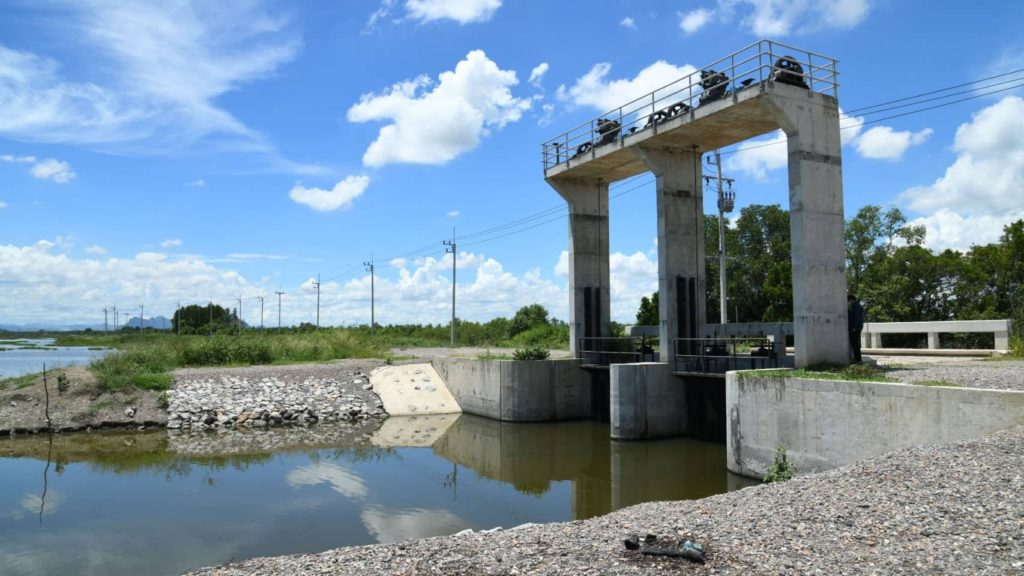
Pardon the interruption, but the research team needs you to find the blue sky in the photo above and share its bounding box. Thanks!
[1,0,1023,328]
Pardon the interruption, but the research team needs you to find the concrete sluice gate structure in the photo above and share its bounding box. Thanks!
[540,40,848,441]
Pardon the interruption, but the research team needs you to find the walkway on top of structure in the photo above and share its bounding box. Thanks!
[542,39,839,181]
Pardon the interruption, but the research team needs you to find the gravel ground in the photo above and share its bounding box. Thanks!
[875,356,1024,391]
[188,425,1024,576]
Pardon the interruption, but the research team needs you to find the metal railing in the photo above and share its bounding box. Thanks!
[542,39,839,171]
[576,336,658,367]
[673,337,778,375]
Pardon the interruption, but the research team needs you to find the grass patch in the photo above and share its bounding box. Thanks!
[89,399,115,414]
[0,372,39,390]
[911,379,962,388]
[758,362,895,383]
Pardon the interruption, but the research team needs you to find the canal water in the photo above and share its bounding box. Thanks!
[0,339,111,378]
[0,414,756,576]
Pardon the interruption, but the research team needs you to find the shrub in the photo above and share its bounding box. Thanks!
[763,446,796,483]
[513,347,550,361]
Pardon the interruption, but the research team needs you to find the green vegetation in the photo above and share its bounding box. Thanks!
[763,446,796,483]
[0,372,39,390]
[760,363,895,383]
[513,347,550,361]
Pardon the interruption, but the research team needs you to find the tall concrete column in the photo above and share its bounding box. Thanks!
[632,146,705,360]
[547,177,611,355]
[766,91,849,367]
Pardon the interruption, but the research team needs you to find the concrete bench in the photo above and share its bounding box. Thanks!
[862,320,1012,352]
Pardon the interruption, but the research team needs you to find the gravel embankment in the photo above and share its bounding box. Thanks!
[168,361,387,430]
[188,425,1024,576]
[877,357,1024,391]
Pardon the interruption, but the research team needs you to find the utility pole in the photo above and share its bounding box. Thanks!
[237,296,243,334]
[444,230,456,346]
[112,306,117,332]
[139,304,144,332]
[314,274,321,329]
[706,150,735,324]
[103,307,108,333]
[364,257,375,336]
[275,290,285,329]
[257,296,265,330]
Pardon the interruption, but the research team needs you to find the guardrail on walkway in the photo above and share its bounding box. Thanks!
[541,39,839,170]
[862,320,1013,351]
[673,337,777,375]
[577,337,657,367]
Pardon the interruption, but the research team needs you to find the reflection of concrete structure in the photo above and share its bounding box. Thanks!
[544,41,848,440]
[431,414,752,519]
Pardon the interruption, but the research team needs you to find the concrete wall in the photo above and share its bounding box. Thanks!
[432,358,592,422]
[610,362,687,440]
[726,372,1024,478]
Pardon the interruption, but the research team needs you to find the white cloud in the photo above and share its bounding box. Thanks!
[0,2,299,155]
[620,17,637,29]
[855,127,932,160]
[365,0,398,31]
[528,62,549,88]
[679,8,714,34]
[289,175,370,212]
[556,60,698,114]
[908,209,1024,253]
[361,506,472,544]
[404,0,502,24]
[185,179,206,187]
[446,210,460,217]
[85,245,107,255]
[718,0,870,35]
[347,50,530,167]
[2,154,76,183]
[286,463,367,498]
[29,158,76,183]
[160,239,183,248]
[899,96,1024,251]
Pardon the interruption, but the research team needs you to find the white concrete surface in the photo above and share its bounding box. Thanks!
[726,371,1024,478]
[370,363,461,417]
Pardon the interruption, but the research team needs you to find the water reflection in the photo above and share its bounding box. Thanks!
[0,415,756,576]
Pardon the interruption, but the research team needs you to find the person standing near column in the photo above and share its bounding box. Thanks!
[848,294,865,363]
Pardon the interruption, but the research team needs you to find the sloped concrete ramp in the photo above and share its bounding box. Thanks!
[370,363,461,416]
[370,413,461,448]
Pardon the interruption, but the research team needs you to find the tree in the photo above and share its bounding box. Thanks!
[173,304,234,334]
[510,304,550,336]
[636,292,659,325]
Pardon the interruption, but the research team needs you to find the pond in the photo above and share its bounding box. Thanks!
[0,339,111,378]
[0,414,757,576]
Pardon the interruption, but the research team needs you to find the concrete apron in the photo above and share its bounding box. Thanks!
[370,364,462,417]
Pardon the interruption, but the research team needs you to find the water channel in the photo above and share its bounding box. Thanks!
[0,414,757,575]
[0,339,111,378]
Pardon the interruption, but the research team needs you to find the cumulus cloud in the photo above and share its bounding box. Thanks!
[620,17,637,29]
[29,158,76,183]
[85,245,107,255]
[362,506,472,544]
[289,175,370,212]
[405,0,502,24]
[528,62,549,88]
[1,154,76,183]
[556,60,698,114]
[286,463,367,498]
[679,8,714,34]
[855,127,932,160]
[899,96,1024,251]
[0,2,301,159]
[347,50,530,167]
[717,0,871,35]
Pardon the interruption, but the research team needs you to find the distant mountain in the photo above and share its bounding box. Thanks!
[0,315,173,332]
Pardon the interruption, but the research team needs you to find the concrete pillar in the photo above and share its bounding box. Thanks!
[632,146,705,360]
[766,91,849,368]
[546,177,611,355]
[871,332,883,349]
[927,332,940,349]
[995,330,1010,351]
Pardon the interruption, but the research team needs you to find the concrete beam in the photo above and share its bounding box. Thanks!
[545,177,611,354]
[765,90,849,368]
[632,145,705,359]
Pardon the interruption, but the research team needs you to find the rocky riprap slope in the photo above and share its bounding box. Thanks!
[168,362,387,430]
